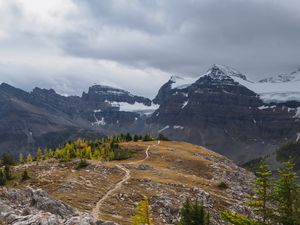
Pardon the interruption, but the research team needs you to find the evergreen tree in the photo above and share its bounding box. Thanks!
[131,196,153,225]
[133,134,139,142]
[247,161,274,224]
[0,169,6,186]
[126,133,132,142]
[177,199,210,225]
[143,134,153,142]
[274,160,300,225]
[21,169,30,181]
[158,133,169,141]
[4,165,12,180]
[1,153,14,166]
[221,160,300,225]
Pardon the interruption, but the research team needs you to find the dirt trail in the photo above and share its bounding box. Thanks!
[92,141,160,221]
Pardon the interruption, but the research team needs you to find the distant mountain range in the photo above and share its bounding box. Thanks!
[1,65,299,163]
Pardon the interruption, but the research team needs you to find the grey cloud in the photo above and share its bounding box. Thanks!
[63,0,300,78]
[0,0,300,98]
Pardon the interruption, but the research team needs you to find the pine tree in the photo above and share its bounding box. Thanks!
[125,133,132,142]
[4,165,12,180]
[222,160,300,225]
[0,169,6,186]
[133,135,139,142]
[21,169,30,181]
[274,160,300,225]
[247,161,274,224]
[131,196,154,225]
[177,199,210,225]
[158,133,169,141]
[143,134,153,142]
[1,153,14,166]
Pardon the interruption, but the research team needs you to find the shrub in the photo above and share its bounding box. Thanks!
[217,181,228,189]
[176,198,210,225]
[76,158,89,169]
[114,149,134,160]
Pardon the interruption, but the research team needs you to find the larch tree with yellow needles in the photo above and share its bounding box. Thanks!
[131,196,154,225]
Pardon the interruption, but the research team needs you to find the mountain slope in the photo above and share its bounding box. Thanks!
[1,141,255,225]
[0,83,155,156]
[151,65,300,162]
[0,65,299,163]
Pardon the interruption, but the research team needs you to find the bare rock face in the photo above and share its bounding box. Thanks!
[82,85,152,106]
[0,187,96,225]
[151,65,300,163]
[0,83,152,156]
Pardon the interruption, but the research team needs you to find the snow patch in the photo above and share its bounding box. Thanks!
[158,125,170,133]
[106,100,159,114]
[259,69,300,83]
[296,133,300,142]
[173,125,184,130]
[92,117,106,126]
[232,76,300,103]
[170,75,199,89]
[293,107,300,118]
[182,101,189,109]
[258,105,276,110]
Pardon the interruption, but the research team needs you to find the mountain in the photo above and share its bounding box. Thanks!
[151,65,300,163]
[259,68,300,83]
[0,83,155,156]
[82,85,158,128]
[0,65,299,163]
[0,141,255,225]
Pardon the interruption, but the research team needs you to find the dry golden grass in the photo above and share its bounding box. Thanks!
[9,141,244,224]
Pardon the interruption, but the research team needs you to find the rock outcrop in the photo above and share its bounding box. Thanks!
[0,187,98,225]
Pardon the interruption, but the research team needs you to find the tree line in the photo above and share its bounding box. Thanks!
[0,133,169,186]
[3,133,167,166]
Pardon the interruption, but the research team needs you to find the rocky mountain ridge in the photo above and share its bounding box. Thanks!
[0,65,299,163]
[0,83,154,156]
[151,65,300,162]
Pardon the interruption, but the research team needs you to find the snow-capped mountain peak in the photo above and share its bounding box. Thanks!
[169,75,199,89]
[204,64,249,81]
[259,68,300,83]
[164,65,300,103]
[169,65,249,90]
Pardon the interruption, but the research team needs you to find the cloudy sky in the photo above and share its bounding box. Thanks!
[0,0,300,98]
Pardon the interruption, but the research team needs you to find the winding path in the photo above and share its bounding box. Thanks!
[92,141,160,221]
